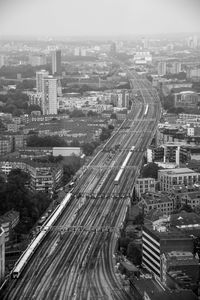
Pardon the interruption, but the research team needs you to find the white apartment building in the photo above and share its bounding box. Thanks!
[36,70,49,93]
[158,168,200,192]
[158,62,167,76]
[42,76,58,115]
[135,178,156,197]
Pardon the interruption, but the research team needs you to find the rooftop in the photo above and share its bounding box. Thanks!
[120,261,139,272]
[170,211,200,228]
[132,278,163,295]
[144,220,190,240]
[142,192,172,204]
[131,278,198,299]
[0,210,19,224]
[151,290,198,300]
[166,251,198,266]
[159,168,196,175]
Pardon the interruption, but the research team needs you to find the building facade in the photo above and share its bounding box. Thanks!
[0,211,20,243]
[158,168,200,192]
[135,178,156,197]
[174,91,199,109]
[0,160,63,193]
[42,76,57,115]
[142,216,194,281]
[158,62,167,76]
[138,192,174,215]
[0,137,12,156]
[36,70,49,94]
[52,50,61,75]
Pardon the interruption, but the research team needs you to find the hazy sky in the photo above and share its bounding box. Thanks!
[0,0,200,37]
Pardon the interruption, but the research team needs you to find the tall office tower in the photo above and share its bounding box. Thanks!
[110,42,117,55]
[0,227,5,283]
[172,62,182,74]
[52,50,61,75]
[0,55,7,68]
[158,62,167,76]
[74,47,80,56]
[42,76,57,115]
[36,70,49,93]
[142,37,149,49]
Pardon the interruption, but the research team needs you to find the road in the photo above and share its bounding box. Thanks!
[2,71,160,300]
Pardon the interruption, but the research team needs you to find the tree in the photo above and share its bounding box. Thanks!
[63,165,75,185]
[141,162,160,179]
[133,212,144,225]
[118,237,131,255]
[17,79,35,90]
[82,142,96,156]
[27,104,42,114]
[27,135,68,147]
[70,139,80,147]
[69,109,85,118]
[87,110,99,117]
[108,124,114,130]
[127,243,142,265]
[167,106,185,114]
[0,168,52,235]
[100,127,111,141]
[0,119,6,131]
[179,204,193,213]
[162,94,174,111]
[110,113,117,119]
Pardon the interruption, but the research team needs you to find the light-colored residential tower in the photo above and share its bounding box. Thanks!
[52,50,61,75]
[42,76,57,115]
[36,70,49,93]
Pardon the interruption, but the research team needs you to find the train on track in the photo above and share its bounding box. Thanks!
[12,192,73,279]
[144,104,149,116]
[114,146,135,185]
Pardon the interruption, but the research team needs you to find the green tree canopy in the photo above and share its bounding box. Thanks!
[141,162,160,179]
[27,135,68,147]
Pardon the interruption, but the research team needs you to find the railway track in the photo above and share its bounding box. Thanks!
[2,71,160,300]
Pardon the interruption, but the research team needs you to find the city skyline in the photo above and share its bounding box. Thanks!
[0,0,200,37]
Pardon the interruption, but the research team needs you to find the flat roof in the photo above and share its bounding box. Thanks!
[158,168,196,175]
[170,211,200,227]
[133,278,164,295]
[144,221,190,240]
[120,261,139,272]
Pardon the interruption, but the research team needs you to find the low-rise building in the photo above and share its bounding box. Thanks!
[27,162,63,193]
[142,211,200,284]
[158,168,200,192]
[0,137,12,156]
[169,184,200,209]
[6,123,20,132]
[138,192,173,215]
[161,251,199,290]
[142,216,194,281]
[0,211,19,243]
[187,126,200,137]
[135,178,156,197]
[0,160,63,193]
[130,277,198,300]
[173,91,199,109]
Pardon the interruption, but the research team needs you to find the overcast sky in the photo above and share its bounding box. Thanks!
[0,0,200,37]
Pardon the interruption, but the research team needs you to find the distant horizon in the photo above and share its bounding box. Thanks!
[0,31,200,41]
[0,0,200,38]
